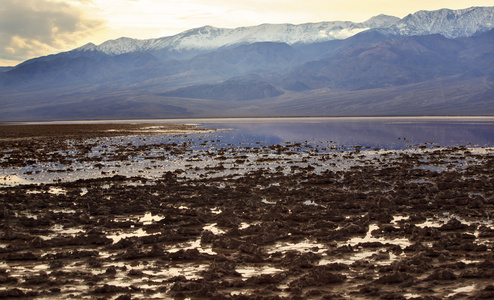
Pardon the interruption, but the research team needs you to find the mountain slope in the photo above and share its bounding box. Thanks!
[0,51,165,92]
[0,67,14,72]
[163,76,284,101]
[0,6,494,121]
[281,29,494,91]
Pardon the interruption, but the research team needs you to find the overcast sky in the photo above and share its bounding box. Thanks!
[1,0,493,66]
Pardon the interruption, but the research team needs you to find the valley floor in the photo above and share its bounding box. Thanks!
[1,124,494,299]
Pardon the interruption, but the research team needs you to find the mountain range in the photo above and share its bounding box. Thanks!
[1,6,494,121]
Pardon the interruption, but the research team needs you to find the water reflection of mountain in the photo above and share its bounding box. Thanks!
[201,118,494,149]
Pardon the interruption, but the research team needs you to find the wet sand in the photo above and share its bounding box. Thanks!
[1,123,493,299]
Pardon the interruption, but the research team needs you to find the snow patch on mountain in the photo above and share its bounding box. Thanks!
[82,22,377,55]
[76,43,97,51]
[390,6,494,38]
[74,6,494,56]
[362,14,401,28]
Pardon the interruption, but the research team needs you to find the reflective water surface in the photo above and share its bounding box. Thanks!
[18,116,494,149]
[184,117,494,149]
[2,117,494,186]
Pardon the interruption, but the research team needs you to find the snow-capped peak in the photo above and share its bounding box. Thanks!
[391,6,494,38]
[74,6,494,56]
[75,43,97,51]
[362,14,400,28]
[77,21,374,55]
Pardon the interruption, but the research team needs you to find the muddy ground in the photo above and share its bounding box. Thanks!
[0,123,493,299]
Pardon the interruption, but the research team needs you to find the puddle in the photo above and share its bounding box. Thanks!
[415,214,471,229]
[166,235,216,255]
[320,249,401,266]
[26,190,42,194]
[52,209,76,214]
[150,262,208,280]
[257,182,280,190]
[460,259,481,264]
[261,199,276,205]
[447,284,476,297]
[303,200,325,207]
[125,181,156,187]
[237,265,284,278]
[391,215,410,224]
[344,224,411,248]
[41,224,84,240]
[203,223,226,235]
[211,207,222,214]
[415,219,446,228]
[48,187,66,195]
[106,228,158,244]
[25,187,67,195]
[239,222,259,230]
[139,212,164,225]
[0,174,32,186]
[267,239,326,254]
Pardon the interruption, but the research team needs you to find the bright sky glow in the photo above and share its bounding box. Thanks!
[0,0,493,66]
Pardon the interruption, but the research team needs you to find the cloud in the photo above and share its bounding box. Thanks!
[0,0,105,64]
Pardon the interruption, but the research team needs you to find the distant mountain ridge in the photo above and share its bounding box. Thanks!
[69,6,493,56]
[1,6,494,121]
[388,6,494,38]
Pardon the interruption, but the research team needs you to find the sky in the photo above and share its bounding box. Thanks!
[1,0,493,66]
